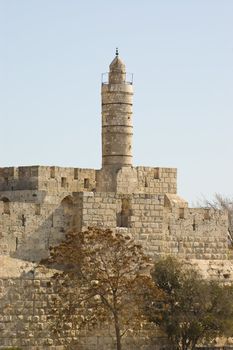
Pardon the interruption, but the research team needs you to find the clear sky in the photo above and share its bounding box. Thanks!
[0,0,232,204]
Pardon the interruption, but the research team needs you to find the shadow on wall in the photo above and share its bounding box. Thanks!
[117,197,132,228]
[10,196,77,263]
[0,191,47,203]
[1,197,10,214]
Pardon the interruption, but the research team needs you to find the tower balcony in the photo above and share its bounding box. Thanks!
[101,72,133,85]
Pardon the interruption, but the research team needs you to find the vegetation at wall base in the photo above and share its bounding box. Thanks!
[144,257,233,350]
[41,227,233,350]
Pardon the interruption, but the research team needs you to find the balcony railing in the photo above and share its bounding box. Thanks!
[101,72,133,85]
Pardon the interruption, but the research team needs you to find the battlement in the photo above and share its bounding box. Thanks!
[97,165,177,194]
[0,166,39,191]
[135,166,177,194]
[0,166,96,193]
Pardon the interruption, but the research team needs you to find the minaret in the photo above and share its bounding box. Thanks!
[101,49,133,169]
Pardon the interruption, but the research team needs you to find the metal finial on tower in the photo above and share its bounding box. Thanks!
[116,47,119,57]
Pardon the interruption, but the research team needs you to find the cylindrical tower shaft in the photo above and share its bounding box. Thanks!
[101,53,133,168]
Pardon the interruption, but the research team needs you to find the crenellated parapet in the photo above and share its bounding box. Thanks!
[0,166,96,194]
[96,166,177,194]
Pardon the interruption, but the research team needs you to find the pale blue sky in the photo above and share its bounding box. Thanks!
[0,0,232,204]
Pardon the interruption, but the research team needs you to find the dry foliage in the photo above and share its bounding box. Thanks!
[43,227,161,350]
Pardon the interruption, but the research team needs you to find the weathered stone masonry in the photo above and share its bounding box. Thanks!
[0,52,230,349]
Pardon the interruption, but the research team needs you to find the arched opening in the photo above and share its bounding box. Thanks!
[1,197,10,215]
[60,196,74,230]
[61,196,73,215]
[117,198,131,228]
[49,195,77,249]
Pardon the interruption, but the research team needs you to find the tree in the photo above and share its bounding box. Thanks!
[201,194,233,243]
[143,257,233,350]
[44,227,159,350]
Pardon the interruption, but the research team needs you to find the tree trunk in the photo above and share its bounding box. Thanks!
[114,312,122,350]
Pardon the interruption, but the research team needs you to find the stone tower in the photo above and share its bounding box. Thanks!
[101,50,133,169]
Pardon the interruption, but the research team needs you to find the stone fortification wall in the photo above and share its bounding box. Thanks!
[135,167,177,194]
[0,165,176,195]
[0,167,39,191]
[38,166,96,193]
[0,166,96,193]
[0,274,61,350]
[0,257,233,350]
[97,166,177,194]
[0,190,46,203]
[0,188,228,262]
[77,192,228,260]
[164,206,228,260]
[0,257,163,350]
[0,195,80,260]
[0,187,229,350]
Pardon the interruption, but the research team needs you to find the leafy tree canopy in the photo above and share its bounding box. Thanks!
[144,257,233,350]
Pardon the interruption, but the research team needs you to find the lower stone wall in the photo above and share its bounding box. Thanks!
[0,258,233,349]
[0,258,164,350]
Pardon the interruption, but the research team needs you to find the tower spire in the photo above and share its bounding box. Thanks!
[116,47,119,56]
